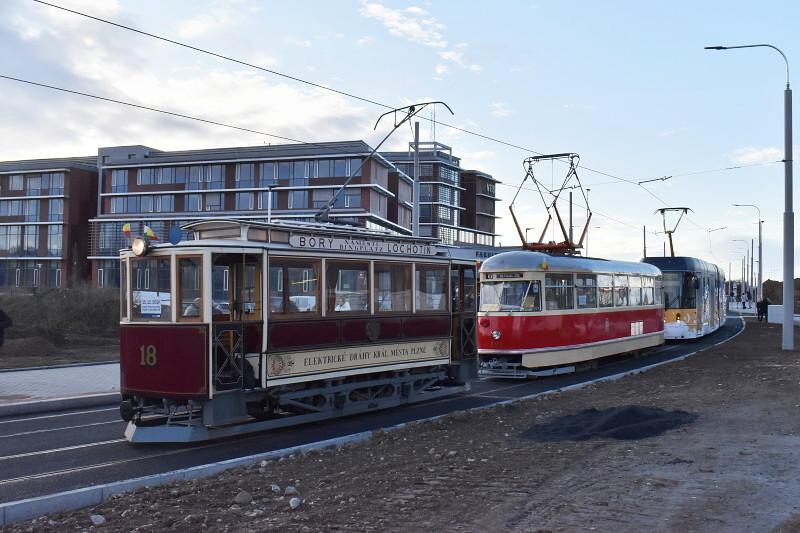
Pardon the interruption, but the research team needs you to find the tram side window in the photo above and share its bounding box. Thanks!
[463,268,476,311]
[131,257,171,321]
[178,256,203,320]
[269,259,319,316]
[629,275,642,306]
[598,274,614,308]
[416,264,448,312]
[375,262,411,313]
[653,277,663,305]
[327,261,370,313]
[642,276,655,305]
[545,273,574,310]
[575,274,597,309]
[614,275,629,307]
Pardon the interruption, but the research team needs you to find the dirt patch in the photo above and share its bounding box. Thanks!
[0,335,118,369]
[520,405,698,442]
[7,318,800,532]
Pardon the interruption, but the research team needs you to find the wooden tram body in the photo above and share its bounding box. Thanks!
[477,251,664,378]
[641,256,727,340]
[118,220,477,442]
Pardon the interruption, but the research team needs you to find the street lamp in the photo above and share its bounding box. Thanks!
[733,239,750,298]
[706,43,793,349]
[733,203,763,301]
[707,226,727,256]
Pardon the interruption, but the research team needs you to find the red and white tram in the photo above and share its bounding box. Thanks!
[477,251,664,377]
[118,219,477,442]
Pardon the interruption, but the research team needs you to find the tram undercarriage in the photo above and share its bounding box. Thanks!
[122,366,468,443]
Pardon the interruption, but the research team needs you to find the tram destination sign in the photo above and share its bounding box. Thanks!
[289,235,436,256]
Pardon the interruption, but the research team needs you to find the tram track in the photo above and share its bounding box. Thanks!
[0,317,743,506]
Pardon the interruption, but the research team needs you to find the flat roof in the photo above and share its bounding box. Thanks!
[0,156,97,173]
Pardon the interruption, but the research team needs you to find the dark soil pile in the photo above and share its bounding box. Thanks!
[520,405,697,442]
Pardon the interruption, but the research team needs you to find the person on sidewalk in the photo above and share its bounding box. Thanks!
[0,309,12,347]
[756,299,765,322]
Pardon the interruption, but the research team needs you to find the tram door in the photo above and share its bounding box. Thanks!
[211,253,263,391]
[450,263,477,381]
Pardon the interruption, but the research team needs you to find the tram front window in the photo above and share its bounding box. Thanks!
[662,272,696,310]
[130,257,171,321]
[480,280,541,312]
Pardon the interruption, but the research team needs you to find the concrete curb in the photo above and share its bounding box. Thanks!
[0,431,374,527]
[0,318,746,527]
[0,361,118,374]
[0,393,120,418]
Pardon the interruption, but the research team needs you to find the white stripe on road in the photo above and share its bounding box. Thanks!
[0,407,117,425]
[0,439,125,462]
[0,420,122,440]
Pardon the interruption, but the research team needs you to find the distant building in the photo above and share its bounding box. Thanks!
[0,156,97,291]
[88,141,413,286]
[382,142,500,257]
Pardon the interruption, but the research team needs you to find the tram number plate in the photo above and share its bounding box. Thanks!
[139,345,158,367]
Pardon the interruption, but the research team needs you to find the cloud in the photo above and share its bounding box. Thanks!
[359,2,481,74]
[434,64,448,75]
[356,35,375,47]
[489,102,511,118]
[177,8,237,38]
[731,146,783,165]
[359,2,447,48]
[285,36,313,48]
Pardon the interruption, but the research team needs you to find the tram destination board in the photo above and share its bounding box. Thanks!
[289,235,436,256]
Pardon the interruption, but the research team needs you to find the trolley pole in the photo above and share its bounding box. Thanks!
[412,121,420,238]
[569,191,574,243]
[643,225,647,258]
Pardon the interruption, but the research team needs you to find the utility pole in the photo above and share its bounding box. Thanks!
[569,191,574,243]
[412,121,420,237]
[751,238,755,297]
[643,225,647,257]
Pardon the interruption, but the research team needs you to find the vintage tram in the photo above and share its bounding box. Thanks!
[477,251,664,378]
[118,219,477,442]
[641,256,726,339]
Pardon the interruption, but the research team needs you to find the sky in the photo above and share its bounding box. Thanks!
[0,0,798,281]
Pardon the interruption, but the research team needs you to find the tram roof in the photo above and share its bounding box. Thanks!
[480,250,661,276]
[642,256,723,275]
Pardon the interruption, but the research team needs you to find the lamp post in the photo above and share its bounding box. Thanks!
[707,226,727,256]
[733,204,763,301]
[733,239,750,299]
[706,43,793,349]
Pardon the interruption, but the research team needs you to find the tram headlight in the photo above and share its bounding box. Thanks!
[675,313,682,322]
[491,329,502,340]
[131,236,149,256]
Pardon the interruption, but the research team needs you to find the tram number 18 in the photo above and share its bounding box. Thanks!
[139,345,158,367]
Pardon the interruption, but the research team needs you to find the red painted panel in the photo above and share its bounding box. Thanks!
[339,318,403,342]
[268,320,339,349]
[478,308,664,352]
[120,324,208,399]
[403,315,451,338]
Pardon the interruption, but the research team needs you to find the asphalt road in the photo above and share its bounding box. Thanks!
[0,317,744,505]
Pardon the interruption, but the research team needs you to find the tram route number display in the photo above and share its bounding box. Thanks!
[267,339,451,378]
[289,235,436,256]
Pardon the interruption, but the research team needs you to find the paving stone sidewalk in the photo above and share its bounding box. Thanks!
[0,363,119,404]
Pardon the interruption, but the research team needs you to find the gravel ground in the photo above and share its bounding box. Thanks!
[0,335,117,369]
[6,317,800,532]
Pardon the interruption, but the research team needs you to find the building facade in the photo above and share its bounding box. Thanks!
[0,157,97,291]
[382,142,500,252]
[89,141,414,286]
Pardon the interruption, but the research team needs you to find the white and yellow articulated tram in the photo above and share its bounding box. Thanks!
[641,256,727,339]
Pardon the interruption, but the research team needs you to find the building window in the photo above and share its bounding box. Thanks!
[207,165,225,189]
[140,195,155,213]
[312,189,333,209]
[159,167,175,184]
[137,168,159,185]
[188,166,204,190]
[174,167,188,184]
[236,164,255,188]
[259,162,277,186]
[47,226,62,257]
[291,161,308,185]
[110,197,125,214]
[24,200,38,222]
[48,199,64,221]
[277,162,291,180]
[186,193,202,212]
[26,175,41,196]
[258,190,277,210]
[47,172,65,195]
[288,190,308,209]
[111,169,128,193]
[159,195,174,212]
[349,158,363,177]
[235,192,253,210]
[205,192,223,211]
[9,175,22,191]
[23,225,39,256]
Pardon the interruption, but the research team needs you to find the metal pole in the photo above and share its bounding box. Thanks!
[412,121,420,238]
[758,219,763,299]
[751,238,755,299]
[569,191,574,243]
[783,84,794,349]
[643,225,647,257]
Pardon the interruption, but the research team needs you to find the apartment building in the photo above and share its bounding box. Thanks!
[382,142,500,252]
[89,141,414,286]
[0,156,97,291]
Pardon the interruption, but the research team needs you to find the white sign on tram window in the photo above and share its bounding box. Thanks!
[289,235,436,256]
[137,291,162,317]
